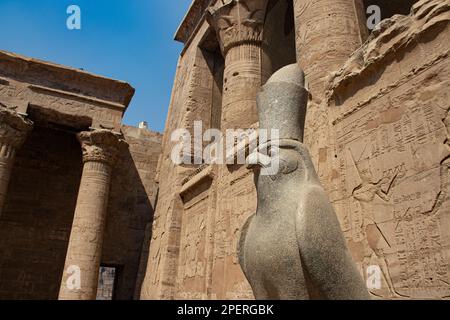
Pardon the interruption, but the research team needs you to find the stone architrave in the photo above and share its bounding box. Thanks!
[0,107,33,216]
[59,130,127,300]
[240,64,370,300]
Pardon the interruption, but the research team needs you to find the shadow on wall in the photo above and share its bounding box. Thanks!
[0,126,83,300]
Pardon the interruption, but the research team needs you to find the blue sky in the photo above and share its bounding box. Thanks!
[0,0,192,132]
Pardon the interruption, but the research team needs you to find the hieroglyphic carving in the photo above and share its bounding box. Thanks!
[333,65,450,299]
[321,1,450,299]
[143,0,450,301]
[327,0,450,106]
[292,0,366,204]
[141,25,220,299]
[176,184,210,299]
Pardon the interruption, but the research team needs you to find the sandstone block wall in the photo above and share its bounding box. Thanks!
[142,0,450,300]
[321,0,450,298]
[141,21,218,299]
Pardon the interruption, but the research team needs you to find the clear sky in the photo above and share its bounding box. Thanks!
[0,0,193,133]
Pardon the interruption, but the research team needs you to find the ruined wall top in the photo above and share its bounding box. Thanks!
[0,50,135,109]
[174,0,215,44]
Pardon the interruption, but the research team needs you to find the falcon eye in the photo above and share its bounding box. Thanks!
[279,158,298,175]
[278,151,298,175]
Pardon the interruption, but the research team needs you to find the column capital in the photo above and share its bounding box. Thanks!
[0,107,33,149]
[206,0,269,56]
[78,129,127,166]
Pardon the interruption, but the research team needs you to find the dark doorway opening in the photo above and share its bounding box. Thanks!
[96,265,121,300]
[363,0,418,33]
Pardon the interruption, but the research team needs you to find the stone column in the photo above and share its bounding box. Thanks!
[207,0,270,130]
[293,0,367,99]
[0,108,33,217]
[206,0,269,299]
[59,130,126,300]
[292,0,368,186]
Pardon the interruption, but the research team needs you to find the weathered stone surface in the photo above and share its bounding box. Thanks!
[293,0,367,99]
[143,0,450,301]
[320,0,450,299]
[204,0,276,300]
[0,50,134,132]
[2,0,447,301]
[115,126,162,300]
[0,127,83,299]
[140,24,220,299]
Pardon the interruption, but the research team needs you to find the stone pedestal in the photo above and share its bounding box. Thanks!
[0,108,33,217]
[59,130,126,300]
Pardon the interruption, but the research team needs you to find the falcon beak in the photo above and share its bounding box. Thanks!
[246,152,259,170]
[246,151,271,170]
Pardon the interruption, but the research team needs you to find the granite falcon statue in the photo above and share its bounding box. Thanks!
[239,64,370,300]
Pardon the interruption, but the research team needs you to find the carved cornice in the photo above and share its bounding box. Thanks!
[206,0,269,56]
[78,130,128,166]
[0,107,33,148]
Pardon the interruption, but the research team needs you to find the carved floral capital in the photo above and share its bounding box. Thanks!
[206,0,269,56]
[0,107,33,149]
[78,130,128,166]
